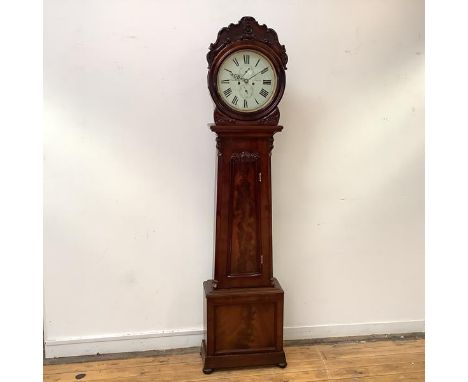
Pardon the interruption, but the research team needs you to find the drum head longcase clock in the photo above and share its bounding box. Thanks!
[201,16,288,374]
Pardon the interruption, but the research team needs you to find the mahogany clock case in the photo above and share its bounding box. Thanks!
[202,16,288,374]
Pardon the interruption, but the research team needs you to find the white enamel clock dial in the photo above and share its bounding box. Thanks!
[217,49,277,113]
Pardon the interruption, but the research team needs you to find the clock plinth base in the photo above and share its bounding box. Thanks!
[201,279,286,372]
[200,340,286,372]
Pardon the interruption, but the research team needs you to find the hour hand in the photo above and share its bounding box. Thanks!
[223,69,236,79]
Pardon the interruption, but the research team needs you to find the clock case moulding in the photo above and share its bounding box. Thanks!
[202,16,288,374]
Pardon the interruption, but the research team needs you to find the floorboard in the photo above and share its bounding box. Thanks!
[44,338,425,381]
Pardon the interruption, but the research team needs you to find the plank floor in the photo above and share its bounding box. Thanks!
[44,338,424,381]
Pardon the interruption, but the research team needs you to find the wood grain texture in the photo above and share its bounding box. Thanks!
[228,152,261,276]
[43,338,425,382]
[202,279,285,371]
[211,125,282,289]
[205,124,284,370]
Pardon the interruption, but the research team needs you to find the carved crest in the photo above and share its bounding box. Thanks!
[207,16,288,70]
[231,151,261,162]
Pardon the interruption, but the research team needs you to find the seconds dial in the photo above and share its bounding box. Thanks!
[217,49,277,113]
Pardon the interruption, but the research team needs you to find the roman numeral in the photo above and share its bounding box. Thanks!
[260,67,269,74]
[221,79,230,84]
[233,57,239,66]
[232,96,238,105]
[255,98,259,104]
[255,59,260,67]
[244,99,248,108]
[263,80,271,85]
[223,88,232,97]
[243,54,250,64]
[259,89,269,98]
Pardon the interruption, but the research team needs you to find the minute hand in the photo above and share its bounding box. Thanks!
[246,71,262,81]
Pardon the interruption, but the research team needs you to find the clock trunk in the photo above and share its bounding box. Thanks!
[212,125,282,289]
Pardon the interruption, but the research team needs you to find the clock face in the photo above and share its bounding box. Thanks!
[216,49,277,113]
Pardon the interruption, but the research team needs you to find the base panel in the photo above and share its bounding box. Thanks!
[202,278,286,372]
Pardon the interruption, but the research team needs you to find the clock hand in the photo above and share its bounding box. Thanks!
[224,68,248,83]
[247,71,261,81]
[241,68,252,83]
[224,69,238,80]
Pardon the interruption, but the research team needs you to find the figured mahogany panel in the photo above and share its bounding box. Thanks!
[214,302,276,355]
[228,152,262,276]
[203,278,285,366]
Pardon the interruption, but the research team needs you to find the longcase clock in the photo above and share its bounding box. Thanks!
[201,16,288,373]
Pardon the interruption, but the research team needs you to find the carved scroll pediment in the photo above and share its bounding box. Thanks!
[207,16,288,70]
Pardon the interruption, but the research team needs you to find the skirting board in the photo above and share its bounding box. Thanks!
[44,320,424,358]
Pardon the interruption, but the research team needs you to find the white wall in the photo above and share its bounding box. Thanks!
[44,0,424,357]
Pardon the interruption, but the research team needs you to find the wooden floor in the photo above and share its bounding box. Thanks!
[44,338,424,382]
